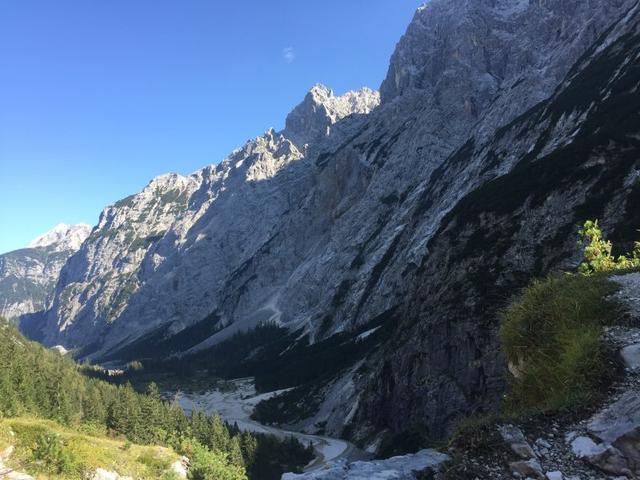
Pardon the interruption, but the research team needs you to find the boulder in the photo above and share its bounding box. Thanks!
[170,456,189,479]
[499,425,537,459]
[0,445,14,461]
[535,438,552,458]
[282,449,449,479]
[92,469,133,480]
[508,458,544,479]
[588,391,640,474]
[571,436,632,477]
[621,344,640,371]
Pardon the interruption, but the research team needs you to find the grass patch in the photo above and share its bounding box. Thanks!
[500,272,622,415]
[448,414,504,453]
[0,421,13,452]
[2,417,179,479]
[376,426,444,459]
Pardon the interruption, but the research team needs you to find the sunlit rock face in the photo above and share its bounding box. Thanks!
[26,0,640,445]
[31,85,379,352]
[0,224,91,319]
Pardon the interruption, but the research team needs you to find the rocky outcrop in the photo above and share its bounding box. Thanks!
[27,223,90,252]
[281,449,449,480]
[284,84,379,149]
[0,224,90,319]
[564,273,640,477]
[0,444,33,480]
[92,469,133,480]
[436,272,640,479]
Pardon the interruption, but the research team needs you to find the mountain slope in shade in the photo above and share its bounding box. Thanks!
[0,224,91,319]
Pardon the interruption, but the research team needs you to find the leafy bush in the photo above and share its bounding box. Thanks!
[579,219,640,273]
[500,273,620,414]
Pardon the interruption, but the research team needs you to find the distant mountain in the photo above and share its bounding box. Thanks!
[31,85,379,352]
[0,224,91,319]
[22,0,640,452]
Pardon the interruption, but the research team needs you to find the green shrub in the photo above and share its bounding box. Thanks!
[128,360,144,372]
[137,449,172,475]
[32,432,76,475]
[500,273,620,414]
[78,421,108,437]
[579,219,640,273]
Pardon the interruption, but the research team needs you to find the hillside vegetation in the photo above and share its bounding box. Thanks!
[500,220,638,414]
[0,318,312,479]
[442,221,639,478]
[0,417,183,479]
[500,272,620,414]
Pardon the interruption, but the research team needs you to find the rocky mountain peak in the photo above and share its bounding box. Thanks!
[380,0,632,109]
[27,223,92,252]
[1,223,92,320]
[284,83,380,147]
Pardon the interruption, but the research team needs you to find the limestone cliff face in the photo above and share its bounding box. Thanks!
[33,86,379,352]
[24,0,640,446]
[352,0,640,444]
[0,224,90,319]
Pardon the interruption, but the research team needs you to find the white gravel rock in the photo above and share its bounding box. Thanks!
[281,449,449,479]
[545,471,564,480]
[621,344,640,371]
[92,468,133,480]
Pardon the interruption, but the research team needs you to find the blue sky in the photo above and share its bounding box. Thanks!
[0,1,419,254]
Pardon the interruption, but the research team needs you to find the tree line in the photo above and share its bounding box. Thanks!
[0,318,313,479]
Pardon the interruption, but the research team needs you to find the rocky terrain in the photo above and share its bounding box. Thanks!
[0,224,90,319]
[282,449,449,480]
[283,272,640,479]
[16,0,640,462]
[430,272,640,480]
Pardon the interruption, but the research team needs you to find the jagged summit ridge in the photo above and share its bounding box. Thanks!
[284,84,380,147]
[1,223,91,319]
[27,223,91,252]
[31,0,635,356]
[33,82,373,347]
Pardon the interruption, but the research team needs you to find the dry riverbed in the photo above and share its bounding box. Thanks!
[168,377,363,471]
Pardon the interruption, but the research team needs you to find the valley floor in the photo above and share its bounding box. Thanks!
[169,378,364,472]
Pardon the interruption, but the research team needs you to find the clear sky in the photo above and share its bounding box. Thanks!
[0,1,419,254]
